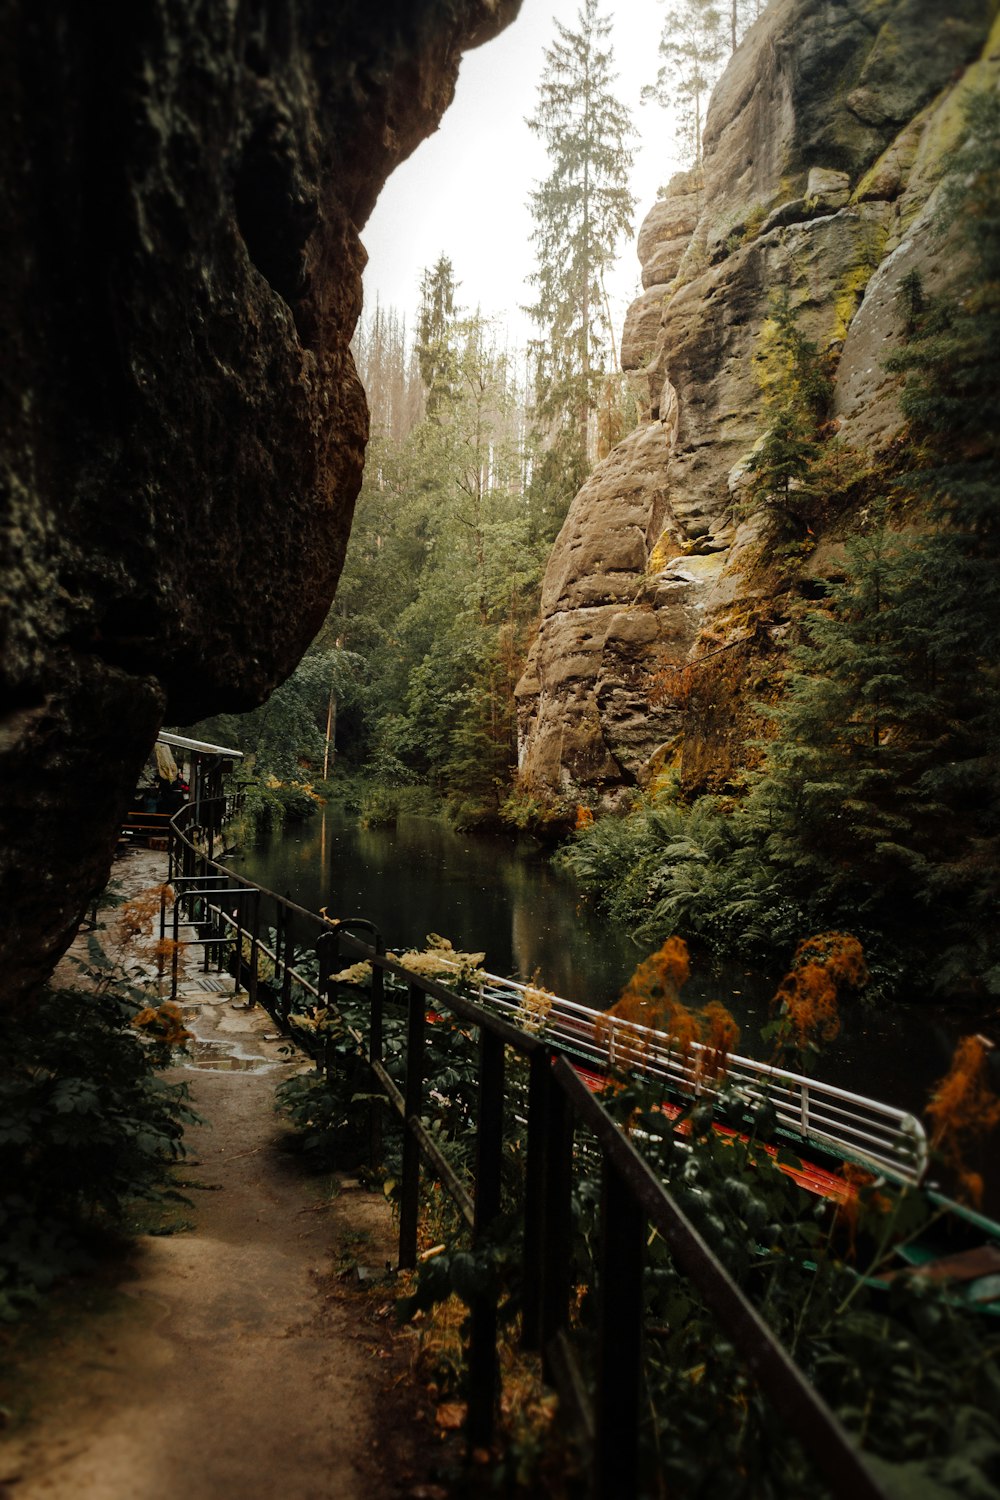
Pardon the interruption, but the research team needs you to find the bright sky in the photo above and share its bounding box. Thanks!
[360,0,682,355]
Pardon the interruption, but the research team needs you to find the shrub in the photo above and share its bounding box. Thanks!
[0,982,196,1320]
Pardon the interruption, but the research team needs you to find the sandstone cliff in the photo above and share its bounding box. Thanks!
[517,0,1000,803]
[0,0,521,1008]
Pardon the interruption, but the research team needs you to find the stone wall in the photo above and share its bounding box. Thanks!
[0,0,521,1008]
[516,0,999,801]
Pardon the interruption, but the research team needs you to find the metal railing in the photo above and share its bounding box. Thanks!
[166,800,889,1499]
[461,967,928,1186]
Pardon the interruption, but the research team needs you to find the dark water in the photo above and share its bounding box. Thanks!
[238,807,645,1008]
[235,807,998,1189]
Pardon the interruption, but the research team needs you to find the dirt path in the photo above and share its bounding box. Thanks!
[1,850,438,1500]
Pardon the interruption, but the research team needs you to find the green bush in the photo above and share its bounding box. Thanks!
[358,783,437,828]
[0,982,196,1320]
[273,784,317,823]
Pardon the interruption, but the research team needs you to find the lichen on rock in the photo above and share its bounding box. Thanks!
[516,0,997,802]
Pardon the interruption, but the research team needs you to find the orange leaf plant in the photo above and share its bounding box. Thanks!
[595,937,740,1084]
[769,932,868,1055]
[925,1034,1000,1207]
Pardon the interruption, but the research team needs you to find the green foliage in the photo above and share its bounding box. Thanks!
[328,308,548,823]
[560,786,808,962]
[0,983,195,1320]
[642,0,725,166]
[227,779,317,849]
[526,0,636,445]
[183,647,365,783]
[276,959,483,1180]
[746,526,945,912]
[744,290,834,535]
[500,780,579,840]
[357,783,437,828]
[308,953,1000,1493]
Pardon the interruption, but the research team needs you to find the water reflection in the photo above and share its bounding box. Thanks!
[239,807,645,1008]
[236,807,992,1187]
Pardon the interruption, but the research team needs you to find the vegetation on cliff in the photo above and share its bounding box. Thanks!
[564,92,1000,1000]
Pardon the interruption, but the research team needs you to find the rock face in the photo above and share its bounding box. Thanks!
[0,0,521,1008]
[517,0,999,801]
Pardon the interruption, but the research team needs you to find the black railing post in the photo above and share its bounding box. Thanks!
[247,887,261,1009]
[316,928,336,1074]
[521,1048,551,1351]
[280,907,294,1025]
[595,1158,645,1500]
[231,898,242,1002]
[202,882,212,973]
[274,905,285,999]
[171,888,181,1001]
[369,938,385,1168]
[468,1028,506,1450]
[399,979,426,1270]
[541,1072,574,1384]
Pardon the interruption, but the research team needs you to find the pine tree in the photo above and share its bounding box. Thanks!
[642,0,725,167]
[744,291,832,534]
[746,527,943,931]
[416,255,460,419]
[525,0,636,463]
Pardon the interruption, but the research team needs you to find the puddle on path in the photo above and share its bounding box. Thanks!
[181,1039,277,1073]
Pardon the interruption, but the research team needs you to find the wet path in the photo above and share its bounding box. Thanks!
[1,850,426,1500]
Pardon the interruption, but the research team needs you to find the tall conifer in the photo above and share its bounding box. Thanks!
[416,255,460,419]
[642,0,724,167]
[525,0,636,463]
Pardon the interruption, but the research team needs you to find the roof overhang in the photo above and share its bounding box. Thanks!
[157,731,244,760]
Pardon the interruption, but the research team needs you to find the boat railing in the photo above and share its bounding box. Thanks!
[453,966,928,1188]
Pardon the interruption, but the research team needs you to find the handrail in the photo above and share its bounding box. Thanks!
[166,797,889,1499]
[459,966,928,1186]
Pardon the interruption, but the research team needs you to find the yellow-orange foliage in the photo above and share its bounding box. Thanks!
[926,1035,1000,1207]
[702,1001,741,1079]
[153,937,181,968]
[133,1000,192,1047]
[771,932,868,1050]
[596,937,740,1082]
[648,663,696,711]
[602,936,690,1032]
[574,805,595,830]
[115,885,174,945]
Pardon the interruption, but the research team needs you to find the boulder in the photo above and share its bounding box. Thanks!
[0,0,521,1007]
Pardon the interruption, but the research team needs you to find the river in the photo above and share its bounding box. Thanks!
[235,805,997,1205]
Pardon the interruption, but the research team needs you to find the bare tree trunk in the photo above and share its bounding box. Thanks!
[323,686,336,780]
